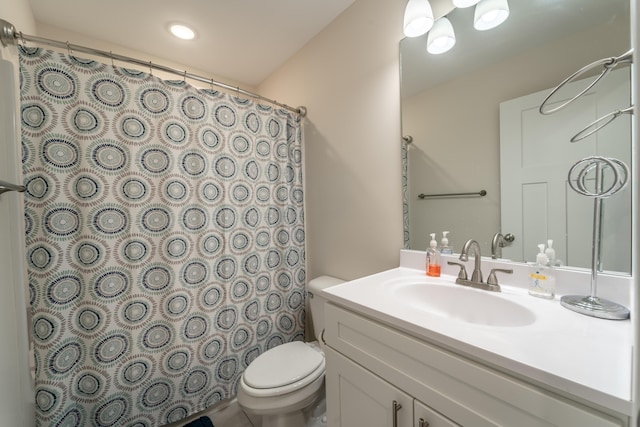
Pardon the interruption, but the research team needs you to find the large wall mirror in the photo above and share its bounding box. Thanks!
[401,0,631,274]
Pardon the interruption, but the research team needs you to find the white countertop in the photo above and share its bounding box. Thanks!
[321,264,634,415]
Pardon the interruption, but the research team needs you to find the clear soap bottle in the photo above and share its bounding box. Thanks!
[426,233,441,277]
[545,239,556,267]
[528,243,555,299]
[440,231,453,255]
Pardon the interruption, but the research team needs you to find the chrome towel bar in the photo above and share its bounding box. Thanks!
[418,190,486,199]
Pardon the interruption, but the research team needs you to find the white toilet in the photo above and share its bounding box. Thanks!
[237,275,344,427]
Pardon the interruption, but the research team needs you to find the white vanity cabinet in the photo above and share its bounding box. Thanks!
[324,303,628,427]
[326,345,458,427]
[414,400,459,427]
[325,346,413,427]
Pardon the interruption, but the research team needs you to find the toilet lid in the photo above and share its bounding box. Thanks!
[244,341,324,389]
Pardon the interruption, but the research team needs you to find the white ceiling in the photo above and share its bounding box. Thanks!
[28,0,356,87]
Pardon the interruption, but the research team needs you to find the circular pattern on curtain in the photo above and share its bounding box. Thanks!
[21,46,305,427]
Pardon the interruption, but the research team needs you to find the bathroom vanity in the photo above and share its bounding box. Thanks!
[320,251,633,426]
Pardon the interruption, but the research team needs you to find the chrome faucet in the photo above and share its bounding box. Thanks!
[491,232,515,259]
[447,238,513,292]
[460,239,483,283]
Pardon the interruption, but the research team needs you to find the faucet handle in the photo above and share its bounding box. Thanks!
[447,262,468,280]
[487,268,513,286]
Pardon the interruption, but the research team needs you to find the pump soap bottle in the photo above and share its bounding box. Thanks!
[426,233,441,277]
[528,243,555,299]
[545,239,556,267]
[440,231,453,255]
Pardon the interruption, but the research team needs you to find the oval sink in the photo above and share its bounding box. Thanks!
[389,283,536,327]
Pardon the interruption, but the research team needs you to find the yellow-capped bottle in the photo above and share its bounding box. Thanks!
[528,243,555,299]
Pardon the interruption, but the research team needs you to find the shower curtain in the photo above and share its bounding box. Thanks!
[19,46,306,427]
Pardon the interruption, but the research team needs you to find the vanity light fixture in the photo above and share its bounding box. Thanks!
[474,0,510,31]
[169,23,196,40]
[403,0,435,37]
[452,0,481,8]
[427,17,456,54]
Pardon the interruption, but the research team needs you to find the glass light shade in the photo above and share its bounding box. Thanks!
[170,24,196,40]
[452,0,481,8]
[474,0,509,31]
[427,17,456,54]
[403,0,434,37]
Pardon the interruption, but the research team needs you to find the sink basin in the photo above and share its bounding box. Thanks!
[389,282,536,327]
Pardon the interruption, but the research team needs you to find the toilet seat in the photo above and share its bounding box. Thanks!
[241,341,325,397]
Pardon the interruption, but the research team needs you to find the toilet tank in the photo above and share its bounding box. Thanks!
[307,276,344,341]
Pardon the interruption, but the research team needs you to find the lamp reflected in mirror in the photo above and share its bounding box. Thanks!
[474,0,510,31]
[427,17,456,54]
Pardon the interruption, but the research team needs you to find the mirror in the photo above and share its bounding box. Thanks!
[401,0,631,273]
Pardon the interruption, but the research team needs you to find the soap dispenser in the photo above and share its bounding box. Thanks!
[528,243,555,299]
[545,239,556,267]
[440,231,453,255]
[426,233,441,277]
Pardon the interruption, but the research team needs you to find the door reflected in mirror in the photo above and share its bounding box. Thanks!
[400,0,631,274]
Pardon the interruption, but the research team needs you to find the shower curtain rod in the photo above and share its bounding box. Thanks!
[0,19,307,117]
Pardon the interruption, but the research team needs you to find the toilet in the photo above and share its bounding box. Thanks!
[237,275,344,427]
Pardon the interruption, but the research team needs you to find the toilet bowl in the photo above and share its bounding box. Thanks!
[237,276,344,427]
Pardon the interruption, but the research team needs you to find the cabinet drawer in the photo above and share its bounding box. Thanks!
[324,303,626,427]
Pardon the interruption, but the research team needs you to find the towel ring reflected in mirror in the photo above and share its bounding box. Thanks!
[571,105,634,142]
[567,156,629,199]
[539,49,633,115]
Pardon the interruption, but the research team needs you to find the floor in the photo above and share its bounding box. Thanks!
[165,391,327,427]
[165,398,259,427]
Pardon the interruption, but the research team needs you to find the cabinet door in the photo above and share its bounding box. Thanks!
[325,303,628,427]
[325,347,413,427]
[414,400,459,427]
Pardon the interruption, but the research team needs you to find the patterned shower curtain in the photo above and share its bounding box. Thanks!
[19,46,306,427]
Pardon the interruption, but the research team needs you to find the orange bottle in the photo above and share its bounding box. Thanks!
[426,233,441,277]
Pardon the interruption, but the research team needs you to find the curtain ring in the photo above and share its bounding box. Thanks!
[109,51,114,67]
[66,41,73,56]
[183,70,187,82]
[18,31,26,47]
[210,79,214,91]
[149,61,153,76]
[236,86,240,100]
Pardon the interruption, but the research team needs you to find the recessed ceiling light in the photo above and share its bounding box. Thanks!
[170,24,196,40]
